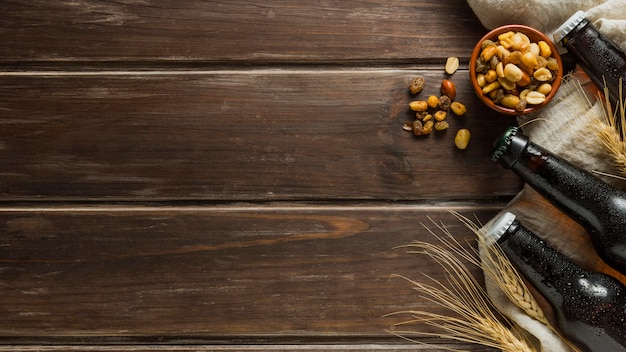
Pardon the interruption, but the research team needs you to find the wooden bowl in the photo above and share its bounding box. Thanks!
[469,25,563,116]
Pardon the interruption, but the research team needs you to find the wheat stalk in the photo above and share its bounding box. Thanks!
[386,216,539,352]
[451,211,583,352]
[594,77,626,174]
[448,211,551,328]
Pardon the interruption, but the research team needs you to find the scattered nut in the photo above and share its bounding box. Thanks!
[445,57,460,74]
[409,76,426,94]
[440,79,457,99]
[434,110,447,121]
[409,100,428,112]
[454,129,471,150]
[414,111,428,120]
[412,120,424,136]
[439,95,452,111]
[434,121,450,131]
[403,75,468,147]
[422,120,434,135]
[427,95,439,109]
[450,102,467,116]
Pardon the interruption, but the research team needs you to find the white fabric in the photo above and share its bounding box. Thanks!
[467,0,626,51]
[466,1,626,351]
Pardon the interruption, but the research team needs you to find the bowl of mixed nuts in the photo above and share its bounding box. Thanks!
[470,25,563,115]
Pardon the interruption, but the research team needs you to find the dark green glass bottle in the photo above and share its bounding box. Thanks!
[486,212,626,352]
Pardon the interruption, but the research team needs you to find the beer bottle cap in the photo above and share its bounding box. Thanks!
[491,126,528,168]
[484,212,516,246]
[553,10,588,44]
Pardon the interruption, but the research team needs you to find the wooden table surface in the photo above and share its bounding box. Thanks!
[0,1,523,351]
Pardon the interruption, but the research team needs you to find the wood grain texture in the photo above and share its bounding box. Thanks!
[0,0,485,63]
[0,344,497,352]
[0,70,520,201]
[0,344,496,351]
[1,1,511,351]
[0,206,499,338]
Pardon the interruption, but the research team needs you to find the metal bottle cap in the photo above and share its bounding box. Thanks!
[491,126,529,169]
[553,10,588,44]
[484,212,517,246]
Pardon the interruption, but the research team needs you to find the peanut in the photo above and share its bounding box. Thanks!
[503,63,523,82]
[533,67,552,81]
[510,32,530,51]
[520,89,531,102]
[454,129,471,150]
[536,83,553,95]
[528,43,540,56]
[525,91,546,105]
[445,57,459,74]
[495,61,504,78]
[521,51,538,69]
[497,76,516,91]
[476,73,486,87]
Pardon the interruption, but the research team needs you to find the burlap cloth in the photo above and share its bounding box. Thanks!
[465,1,626,351]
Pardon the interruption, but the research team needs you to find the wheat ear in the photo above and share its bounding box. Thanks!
[594,77,626,174]
[450,211,583,352]
[447,211,550,328]
[386,217,538,352]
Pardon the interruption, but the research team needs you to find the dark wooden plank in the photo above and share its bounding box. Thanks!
[0,0,486,63]
[0,205,500,339]
[0,70,522,201]
[0,343,496,351]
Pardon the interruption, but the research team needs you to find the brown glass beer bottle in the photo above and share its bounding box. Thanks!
[491,126,626,274]
[486,212,626,352]
[554,11,626,109]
